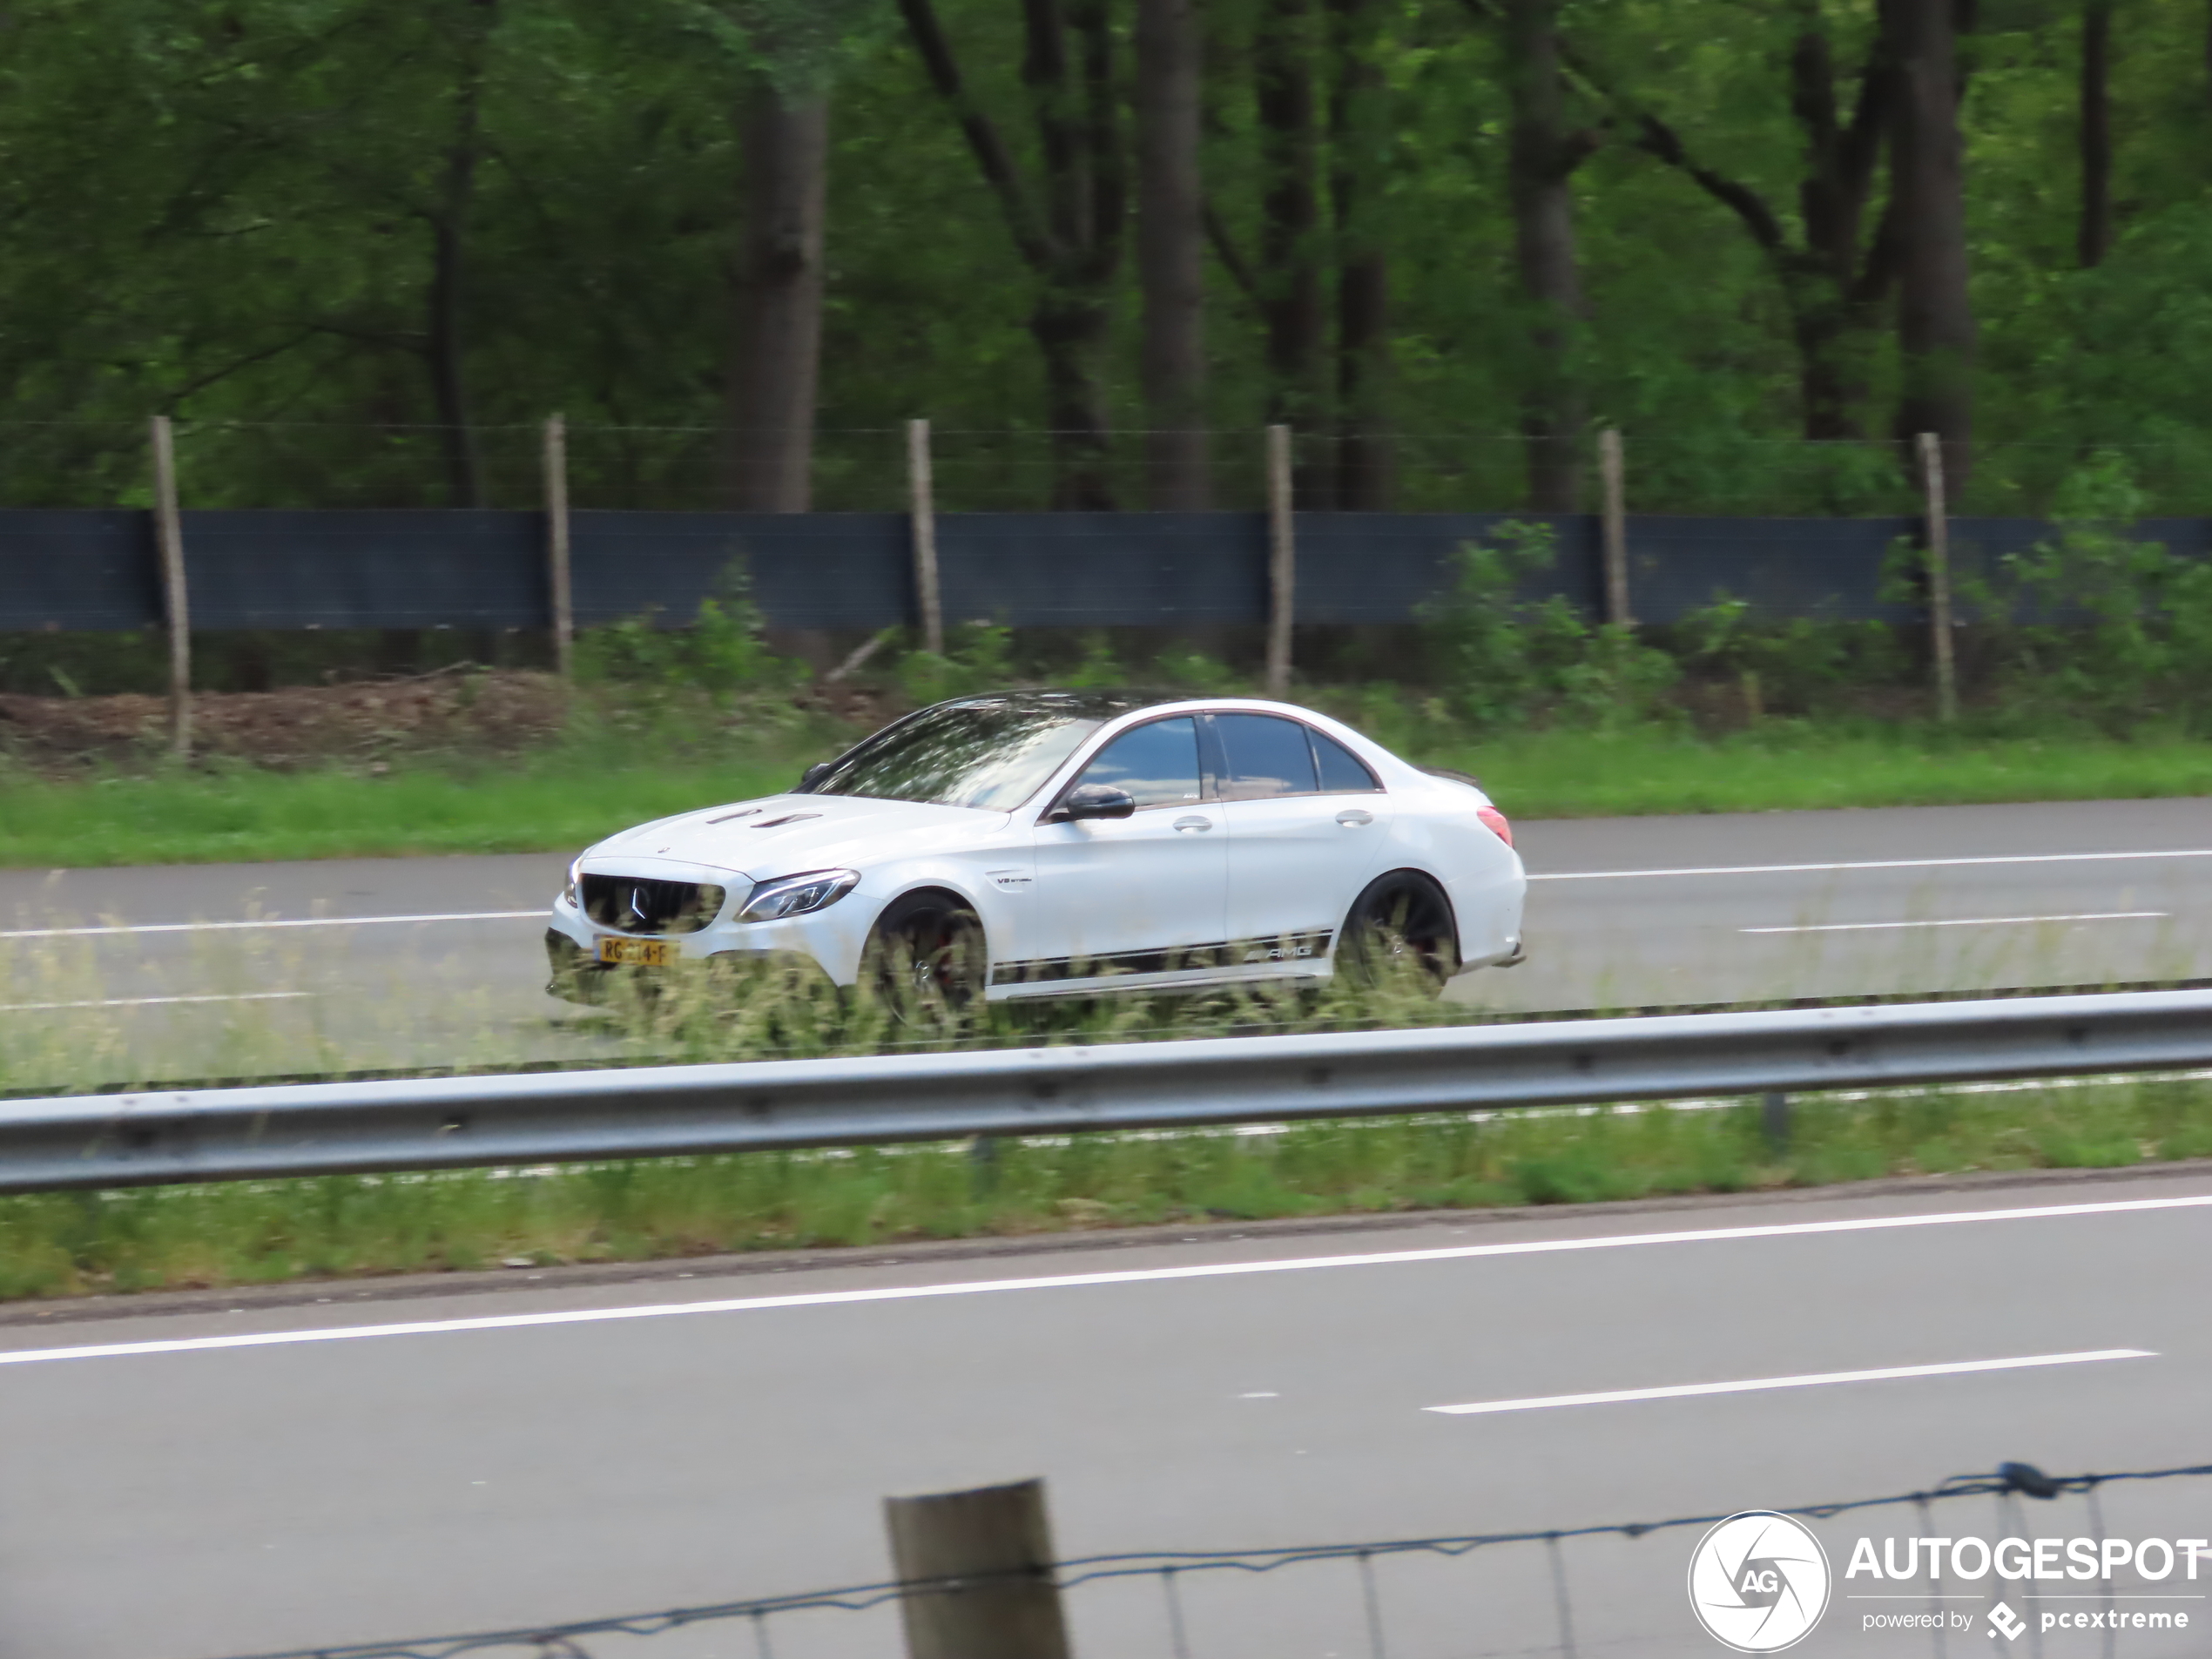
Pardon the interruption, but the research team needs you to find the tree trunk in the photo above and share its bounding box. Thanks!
[1620,9,1891,449]
[1255,0,1325,492]
[724,79,830,512]
[1884,0,1975,487]
[426,0,496,511]
[1031,291,1116,509]
[1039,0,1123,509]
[1136,0,1207,509]
[1329,0,1392,510]
[896,0,1124,508]
[1786,18,1889,441]
[1503,0,1584,512]
[2078,0,2113,269]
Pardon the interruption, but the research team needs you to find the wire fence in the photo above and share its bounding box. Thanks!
[216,1460,2212,1659]
[10,419,2212,517]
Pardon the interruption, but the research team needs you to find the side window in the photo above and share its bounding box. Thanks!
[1311,728,1381,792]
[1214,712,1318,800]
[1075,717,1203,808]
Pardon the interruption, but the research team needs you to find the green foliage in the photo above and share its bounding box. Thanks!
[576,569,808,699]
[1421,521,1678,731]
[1678,595,1907,717]
[1058,632,1126,689]
[894,621,1017,705]
[1966,452,2212,733]
[1149,648,1246,695]
[0,0,2202,523]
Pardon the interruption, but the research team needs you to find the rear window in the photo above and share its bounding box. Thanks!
[1312,728,1381,792]
[1215,713,1318,799]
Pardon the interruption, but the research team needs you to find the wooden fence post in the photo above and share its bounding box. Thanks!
[1916,431,1959,724]
[1265,422,1294,696]
[885,1478,1072,1659]
[543,413,574,683]
[909,417,944,656]
[1598,427,1630,626]
[150,414,191,759]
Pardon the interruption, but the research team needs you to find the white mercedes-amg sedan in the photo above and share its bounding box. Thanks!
[545,691,1525,1010]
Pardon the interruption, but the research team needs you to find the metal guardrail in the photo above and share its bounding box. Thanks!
[3,986,2209,1192]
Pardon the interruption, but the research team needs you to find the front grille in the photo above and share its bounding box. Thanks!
[580,874,726,934]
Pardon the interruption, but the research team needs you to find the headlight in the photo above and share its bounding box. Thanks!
[561,854,584,907]
[738,868,860,923]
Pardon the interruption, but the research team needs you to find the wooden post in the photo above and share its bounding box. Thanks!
[150,415,191,759]
[543,414,574,683]
[1916,431,1959,723]
[908,417,944,656]
[1598,427,1630,626]
[1761,1089,1792,1155]
[885,1479,1072,1659]
[1264,421,1294,696]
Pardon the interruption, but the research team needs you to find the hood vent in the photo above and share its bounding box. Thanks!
[752,813,821,829]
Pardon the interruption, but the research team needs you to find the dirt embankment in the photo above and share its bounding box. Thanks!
[0,668,571,769]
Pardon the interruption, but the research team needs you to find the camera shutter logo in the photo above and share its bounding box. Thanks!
[1688,1511,1831,1652]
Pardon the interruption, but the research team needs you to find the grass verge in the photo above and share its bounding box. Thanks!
[5,1075,2208,1302]
[0,750,808,867]
[8,723,2212,869]
[1436,725,2212,819]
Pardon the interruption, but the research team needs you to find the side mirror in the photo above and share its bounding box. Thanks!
[799,762,833,791]
[1056,783,1136,822]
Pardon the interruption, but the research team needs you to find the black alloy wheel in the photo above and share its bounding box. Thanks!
[1339,871,1460,989]
[864,890,988,1025]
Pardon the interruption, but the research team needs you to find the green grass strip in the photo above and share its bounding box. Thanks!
[8,725,2212,868]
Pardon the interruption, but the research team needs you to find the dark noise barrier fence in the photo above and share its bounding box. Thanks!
[9,508,2212,634]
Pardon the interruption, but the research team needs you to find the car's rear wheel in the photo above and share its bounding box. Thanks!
[863,890,988,1025]
[1339,871,1460,990]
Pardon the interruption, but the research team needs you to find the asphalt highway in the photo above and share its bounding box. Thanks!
[0,1171,2204,1657]
[3,796,2210,1083]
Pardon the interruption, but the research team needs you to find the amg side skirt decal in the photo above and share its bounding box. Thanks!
[990,931,1335,987]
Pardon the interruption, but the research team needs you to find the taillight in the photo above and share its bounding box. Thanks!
[1476,806,1514,847]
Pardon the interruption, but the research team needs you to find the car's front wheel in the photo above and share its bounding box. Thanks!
[1339,871,1460,990]
[862,890,988,1025]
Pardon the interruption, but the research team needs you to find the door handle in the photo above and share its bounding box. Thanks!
[1172,815,1213,833]
[1335,809,1374,826]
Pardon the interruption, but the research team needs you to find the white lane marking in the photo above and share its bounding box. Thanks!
[1740,911,2168,936]
[1528,848,2212,882]
[0,992,313,1014]
[0,1193,2205,1370]
[1424,1349,2154,1416]
[0,911,541,941]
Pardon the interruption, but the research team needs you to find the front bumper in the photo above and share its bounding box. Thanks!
[543,875,870,1003]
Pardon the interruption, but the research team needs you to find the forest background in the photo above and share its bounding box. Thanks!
[10,0,2212,860]
[0,0,2198,521]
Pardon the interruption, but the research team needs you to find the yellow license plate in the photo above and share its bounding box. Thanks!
[596,937,673,968]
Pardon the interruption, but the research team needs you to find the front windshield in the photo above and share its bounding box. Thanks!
[803,700,1103,810]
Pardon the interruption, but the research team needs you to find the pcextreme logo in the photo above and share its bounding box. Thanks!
[1688,1511,1832,1652]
